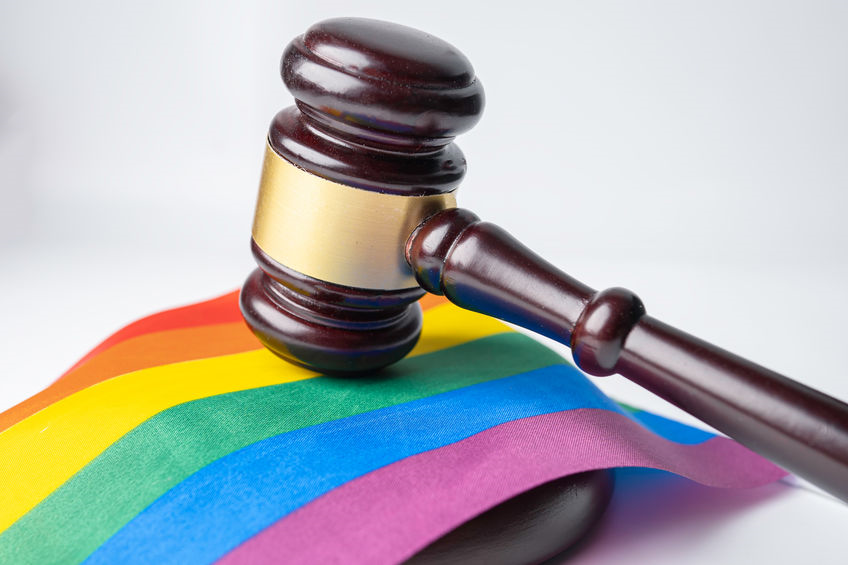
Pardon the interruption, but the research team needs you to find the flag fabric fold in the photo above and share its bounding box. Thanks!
[0,291,785,564]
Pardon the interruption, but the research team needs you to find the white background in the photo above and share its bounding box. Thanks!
[1,1,846,563]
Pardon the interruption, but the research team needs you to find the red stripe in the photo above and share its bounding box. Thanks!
[57,291,242,380]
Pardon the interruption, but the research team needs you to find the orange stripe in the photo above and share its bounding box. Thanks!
[0,323,262,433]
[417,293,446,312]
[57,291,243,380]
[0,294,449,432]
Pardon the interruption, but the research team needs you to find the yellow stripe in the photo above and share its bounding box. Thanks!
[0,304,507,533]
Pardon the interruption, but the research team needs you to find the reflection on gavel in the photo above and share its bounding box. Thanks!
[240,18,848,502]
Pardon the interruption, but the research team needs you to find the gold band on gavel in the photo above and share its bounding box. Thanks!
[252,142,457,290]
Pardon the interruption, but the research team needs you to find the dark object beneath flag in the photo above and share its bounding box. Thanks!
[409,471,614,565]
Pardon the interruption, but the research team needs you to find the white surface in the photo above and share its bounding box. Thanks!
[1,1,846,563]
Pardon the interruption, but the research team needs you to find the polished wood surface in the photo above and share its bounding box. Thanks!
[242,241,425,374]
[408,471,613,565]
[407,207,848,502]
[271,17,483,195]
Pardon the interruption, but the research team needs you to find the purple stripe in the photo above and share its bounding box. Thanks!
[218,408,785,565]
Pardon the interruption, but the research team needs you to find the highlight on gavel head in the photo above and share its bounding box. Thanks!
[240,17,485,374]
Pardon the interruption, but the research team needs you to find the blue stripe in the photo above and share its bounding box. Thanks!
[84,364,620,565]
[627,410,714,445]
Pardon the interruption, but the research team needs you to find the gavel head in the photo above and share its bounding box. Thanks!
[240,17,485,374]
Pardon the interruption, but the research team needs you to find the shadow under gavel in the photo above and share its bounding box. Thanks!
[240,17,848,510]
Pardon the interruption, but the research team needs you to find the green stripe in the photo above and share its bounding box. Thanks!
[615,401,640,414]
[0,333,565,564]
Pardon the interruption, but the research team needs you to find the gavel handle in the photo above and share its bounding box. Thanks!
[407,208,848,502]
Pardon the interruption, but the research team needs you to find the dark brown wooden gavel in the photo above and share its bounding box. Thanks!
[239,17,848,503]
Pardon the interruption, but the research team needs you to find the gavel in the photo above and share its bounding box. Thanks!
[239,18,848,503]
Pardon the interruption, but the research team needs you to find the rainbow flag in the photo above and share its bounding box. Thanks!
[0,292,785,564]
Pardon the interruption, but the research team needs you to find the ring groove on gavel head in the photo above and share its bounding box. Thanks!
[240,17,484,374]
